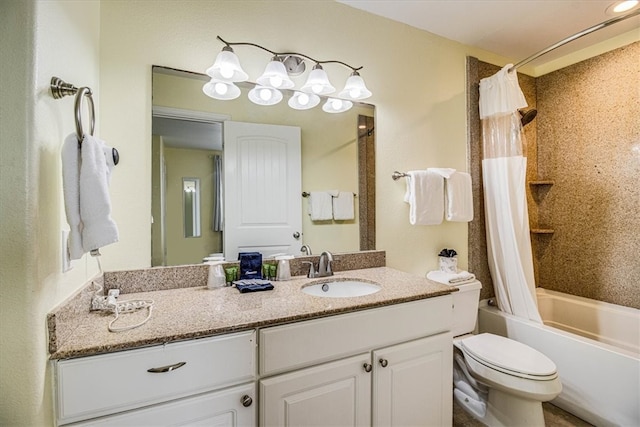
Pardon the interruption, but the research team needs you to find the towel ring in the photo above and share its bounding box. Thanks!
[50,76,119,165]
[74,87,95,141]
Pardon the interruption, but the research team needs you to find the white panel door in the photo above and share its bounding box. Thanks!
[372,333,453,427]
[260,353,372,427]
[224,121,302,260]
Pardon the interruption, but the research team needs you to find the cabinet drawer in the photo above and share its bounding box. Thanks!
[69,383,256,426]
[56,330,256,425]
[259,296,452,376]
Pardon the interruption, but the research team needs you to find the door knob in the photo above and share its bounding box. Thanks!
[293,231,301,239]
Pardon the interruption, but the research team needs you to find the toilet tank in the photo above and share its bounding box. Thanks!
[450,280,482,337]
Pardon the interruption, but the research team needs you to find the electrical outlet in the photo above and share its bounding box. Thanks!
[61,230,72,273]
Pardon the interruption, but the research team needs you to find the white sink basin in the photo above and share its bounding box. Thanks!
[302,279,382,298]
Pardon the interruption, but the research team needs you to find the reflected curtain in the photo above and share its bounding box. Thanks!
[480,64,542,323]
[212,154,223,232]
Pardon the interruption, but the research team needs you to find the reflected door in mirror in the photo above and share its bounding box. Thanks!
[224,121,302,260]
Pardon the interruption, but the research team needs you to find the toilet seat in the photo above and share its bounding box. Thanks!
[460,333,558,380]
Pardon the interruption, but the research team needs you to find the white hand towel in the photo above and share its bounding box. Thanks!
[427,270,476,286]
[404,170,444,225]
[308,191,333,221]
[61,134,85,260]
[445,172,474,222]
[79,135,119,252]
[332,191,354,220]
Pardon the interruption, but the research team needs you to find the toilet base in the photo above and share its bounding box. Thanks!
[458,387,545,427]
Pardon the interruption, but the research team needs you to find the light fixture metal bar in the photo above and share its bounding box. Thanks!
[217,35,363,71]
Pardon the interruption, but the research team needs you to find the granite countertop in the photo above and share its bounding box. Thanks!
[49,267,455,360]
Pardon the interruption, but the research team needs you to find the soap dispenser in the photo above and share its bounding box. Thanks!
[205,257,226,289]
[275,255,294,281]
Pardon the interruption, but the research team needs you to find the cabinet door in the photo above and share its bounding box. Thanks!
[260,353,372,427]
[373,333,453,427]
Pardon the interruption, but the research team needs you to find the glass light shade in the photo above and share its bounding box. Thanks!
[205,47,249,82]
[248,85,283,106]
[256,58,295,89]
[338,72,372,100]
[322,98,353,114]
[288,91,320,110]
[300,64,335,95]
[202,79,241,100]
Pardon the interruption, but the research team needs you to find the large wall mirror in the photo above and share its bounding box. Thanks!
[151,66,375,266]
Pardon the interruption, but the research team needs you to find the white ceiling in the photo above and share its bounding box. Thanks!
[337,0,640,70]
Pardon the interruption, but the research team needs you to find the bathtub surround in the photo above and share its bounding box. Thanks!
[468,41,639,309]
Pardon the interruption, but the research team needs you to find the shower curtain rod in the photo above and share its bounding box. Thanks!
[510,8,640,72]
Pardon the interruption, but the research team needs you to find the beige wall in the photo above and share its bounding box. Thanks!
[163,147,223,265]
[0,1,101,425]
[0,0,512,424]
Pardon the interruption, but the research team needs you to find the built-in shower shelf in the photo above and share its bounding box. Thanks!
[531,228,555,234]
[528,180,555,186]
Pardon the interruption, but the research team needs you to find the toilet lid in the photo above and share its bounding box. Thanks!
[460,333,557,377]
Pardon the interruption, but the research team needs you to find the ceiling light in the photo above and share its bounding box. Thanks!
[606,0,639,14]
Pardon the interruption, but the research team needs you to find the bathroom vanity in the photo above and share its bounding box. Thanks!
[49,264,455,426]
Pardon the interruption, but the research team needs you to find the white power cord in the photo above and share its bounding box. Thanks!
[91,286,154,332]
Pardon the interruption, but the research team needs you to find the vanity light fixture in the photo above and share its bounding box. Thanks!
[322,98,353,114]
[204,36,372,112]
[288,91,321,110]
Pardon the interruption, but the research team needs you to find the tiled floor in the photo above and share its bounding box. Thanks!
[453,400,593,427]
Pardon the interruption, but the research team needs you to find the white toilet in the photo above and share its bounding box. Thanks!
[449,280,562,426]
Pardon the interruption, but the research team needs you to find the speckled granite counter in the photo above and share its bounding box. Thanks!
[48,266,454,360]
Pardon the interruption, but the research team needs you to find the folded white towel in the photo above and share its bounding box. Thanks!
[61,134,84,260]
[427,270,476,286]
[308,191,333,221]
[404,170,444,225]
[80,135,119,252]
[332,191,354,220]
[445,172,474,222]
[429,168,456,179]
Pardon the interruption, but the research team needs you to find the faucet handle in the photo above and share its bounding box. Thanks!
[302,261,317,278]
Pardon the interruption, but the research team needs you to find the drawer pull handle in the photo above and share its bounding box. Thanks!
[241,395,253,407]
[379,358,389,368]
[147,361,186,373]
[363,363,373,373]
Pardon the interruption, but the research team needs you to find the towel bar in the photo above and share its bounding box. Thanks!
[302,192,357,197]
[391,171,408,180]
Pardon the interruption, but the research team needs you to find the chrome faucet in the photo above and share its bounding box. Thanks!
[317,251,334,277]
[300,245,312,256]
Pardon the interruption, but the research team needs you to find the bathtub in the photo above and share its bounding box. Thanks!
[478,288,640,427]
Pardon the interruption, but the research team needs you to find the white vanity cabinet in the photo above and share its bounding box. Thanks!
[259,296,453,427]
[54,331,256,426]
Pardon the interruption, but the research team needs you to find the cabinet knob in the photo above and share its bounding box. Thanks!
[241,394,253,407]
[363,363,373,373]
[379,358,389,368]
